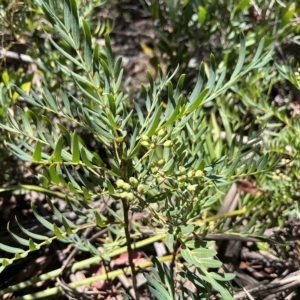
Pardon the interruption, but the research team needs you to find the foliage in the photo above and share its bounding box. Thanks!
[0,0,300,299]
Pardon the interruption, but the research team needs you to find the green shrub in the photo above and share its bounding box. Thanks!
[0,1,299,299]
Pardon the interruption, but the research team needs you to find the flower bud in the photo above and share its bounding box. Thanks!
[158,159,165,166]
[141,135,149,141]
[122,183,131,191]
[157,129,165,137]
[188,170,195,178]
[179,166,186,174]
[125,192,134,201]
[195,170,204,178]
[137,184,144,193]
[140,141,150,147]
[187,184,197,192]
[152,167,159,174]
[163,140,173,148]
[116,136,124,143]
[178,175,187,182]
[129,177,138,187]
[149,161,156,167]
[119,192,128,199]
[116,179,125,188]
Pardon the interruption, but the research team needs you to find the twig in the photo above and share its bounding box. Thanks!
[122,199,140,300]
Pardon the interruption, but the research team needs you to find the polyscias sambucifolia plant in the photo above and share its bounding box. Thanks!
[0,0,282,299]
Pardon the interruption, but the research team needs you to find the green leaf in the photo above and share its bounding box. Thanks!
[0,243,24,254]
[80,148,95,168]
[63,0,71,30]
[189,63,204,103]
[43,85,58,111]
[145,104,163,137]
[210,272,235,281]
[31,202,54,231]
[15,217,48,241]
[231,34,246,79]
[71,133,80,163]
[7,224,29,246]
[51,135,64,162]
[94,211,106,227]
[48,35,84,68]
[2,70,9,85]
[14,86,43,108]
[49,164,60,184]
[192,248,217,258]
[163,95,184,127]
[18,107,33,137]
[257,154,269,172]
[53,224,63,238]
[235,0,250,12]
[29,239,39,251]
[32,141,42,162]
[280,3,295,29]
[162,158,175,175]
[186,87,209,113]
[165,232,174,252]
[61,216,73,235]
[82,19,92,70]
[114,68,123,93]
[198,6,207,25]
[107,111,119,130]
[106,179,115,194]
[134,102,145,124]
[66,0,80,47]
[144,273,171,300]
[61,90,73,117]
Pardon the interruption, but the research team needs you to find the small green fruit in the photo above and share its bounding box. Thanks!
[116,179,125,188]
